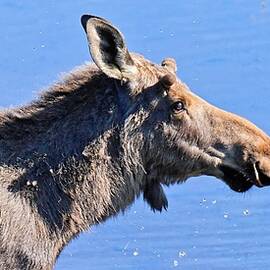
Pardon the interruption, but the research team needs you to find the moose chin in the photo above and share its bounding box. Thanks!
[0,14,269,269]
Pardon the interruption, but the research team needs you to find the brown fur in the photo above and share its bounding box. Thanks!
[0,15,270,269]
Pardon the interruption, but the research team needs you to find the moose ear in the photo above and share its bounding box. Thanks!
[81,15,138,80]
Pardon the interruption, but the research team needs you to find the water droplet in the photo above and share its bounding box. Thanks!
[212,200,217,204]
[179,251,187,257]
[32,181,37,187]
[243,209,249,216]
[133,250,139,256]
[123,241,130,250]
[173,260,179,267]
[223,213,229,219]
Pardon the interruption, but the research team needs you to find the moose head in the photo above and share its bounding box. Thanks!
[81,15,270,211]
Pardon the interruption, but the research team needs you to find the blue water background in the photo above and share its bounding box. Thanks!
[1,1,270,269]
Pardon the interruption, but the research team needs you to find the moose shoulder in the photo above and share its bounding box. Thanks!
[0,14,270,269]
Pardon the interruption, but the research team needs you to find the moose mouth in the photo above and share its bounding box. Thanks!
[219,163,270,193]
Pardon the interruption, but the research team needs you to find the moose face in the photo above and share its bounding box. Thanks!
[81,14,270,210]
[147,72,270,193]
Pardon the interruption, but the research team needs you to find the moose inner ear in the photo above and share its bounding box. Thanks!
[81,15,138,81]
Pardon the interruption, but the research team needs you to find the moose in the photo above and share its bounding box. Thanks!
[0,14,270,269]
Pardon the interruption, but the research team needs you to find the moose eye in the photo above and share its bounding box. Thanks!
[171,101,185,113]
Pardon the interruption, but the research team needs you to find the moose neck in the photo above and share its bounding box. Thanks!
[0,64,148,267]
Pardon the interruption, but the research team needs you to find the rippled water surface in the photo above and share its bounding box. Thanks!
[1,1,270,269]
